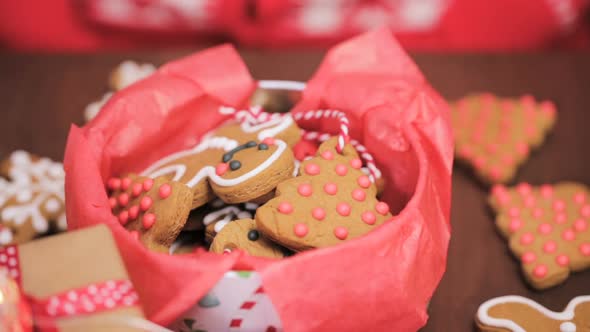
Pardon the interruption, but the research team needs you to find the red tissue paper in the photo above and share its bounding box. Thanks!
[64,28,452,331]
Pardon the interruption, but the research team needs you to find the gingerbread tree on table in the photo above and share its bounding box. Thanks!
[256,137,393,251]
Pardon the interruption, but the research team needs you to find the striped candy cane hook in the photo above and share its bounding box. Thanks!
[293,110,350,154]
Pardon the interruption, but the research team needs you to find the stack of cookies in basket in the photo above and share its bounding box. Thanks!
[105,106,394,257]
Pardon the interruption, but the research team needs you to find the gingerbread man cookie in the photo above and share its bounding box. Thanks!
[451,94,556,184]
[210,219,285,259]
[141,115,299,209]
[0,151,66,244]
[489,182,590,289]
[256,138,393,251]
[476,295,590,332]
[107,174,193,252]
[203,200,258,243]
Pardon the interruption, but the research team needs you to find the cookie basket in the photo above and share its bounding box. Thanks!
[64,29,453,331]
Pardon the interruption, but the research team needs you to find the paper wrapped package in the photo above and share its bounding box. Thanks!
[64,28,453,331]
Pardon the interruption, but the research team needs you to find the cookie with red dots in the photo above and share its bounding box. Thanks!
[489,182,590,289]
[255,137,393,252]
[107,174,193,252]
[210,219,285,259]
[451,94,556,184]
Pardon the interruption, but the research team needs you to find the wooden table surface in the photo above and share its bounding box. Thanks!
[1,50,589,331]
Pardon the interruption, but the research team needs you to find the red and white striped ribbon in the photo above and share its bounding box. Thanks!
[293,110,350,153]
[219,105,282,124]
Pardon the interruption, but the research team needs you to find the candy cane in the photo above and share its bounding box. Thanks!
[219,106,281,124]
[293,110,349,153]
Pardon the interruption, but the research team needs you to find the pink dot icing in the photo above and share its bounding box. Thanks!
[143,179,154,192]
[158,184,172,199]
[516,183,532,196]
[305,163,321,176]
[491,184,508,197]
[533,264,548,278]
[216,163,229,176]
[324,183,338,195]
[297,184,313,197]
[350,158,362,169]
[532,208,544,219]
[278,202,293,214]
[473,157,486,170]
[335,164,348,176]
[357,175,371,189]
[574,219,588,232]
[142,213,156,229]
[362,211,376,225]
[458,146,473,159]
[486,143,498,154]
[524,196,536,208]
[294,223,308,237]
[581,205,590,218]
[118,211,129,225]
[336,203,351,216]
[556,255,570,267]
[352,189,366,202]
[121,177,132,190]
[334,227,348,240]
[508,207,520,218]
[540,184,554,198]
[580,243,590,256]
[538,223,553,235]
[375,202,390,215]
[140,196,153,212]
[321,150,334,160]
[574,192,586,204]
[109,197,117,209]
[515,142,529,157]
[132,183,143,197]
[107,178,121,190]
[262,137,275,145]
[509,218,523,233]
[128,205,139,220]
[552,200,566,212]
[562,229,576,241]
[543,241,557,253]
[521,252,536,264]
[520,232,535,245]
[488,167,501,181]
[118,193,129,207]
[554,213,567,224]
[312,207,326,221]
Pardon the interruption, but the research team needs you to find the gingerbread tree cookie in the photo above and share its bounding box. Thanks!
[108,174,193,252]
[489,182,590,289]
[210,219,285,259]
[256,138,393,251]
[0,151,66,244]
[451,94,556,184]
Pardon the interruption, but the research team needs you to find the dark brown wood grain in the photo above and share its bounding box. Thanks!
[0,50,589,331]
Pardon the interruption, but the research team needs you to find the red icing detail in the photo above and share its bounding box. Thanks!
[350,158,362,169]
[216,163,229,176]
[121,177,132,190]
[574,192,586,204]
[533,264,548,278]
[538,223,552,235]
[524,196,536,208]
[357,175,371,189]
[304,163,321,176]
[508,207,520,218]
[520,232,535,245]
[324,183,338,195]
[129,231,139,241]
[362,211,376,225]
[509,218,522,233]
[321,150,334,160]
[552,200,565,212]
[458,146,473,159]
[375,202,390,215]
[118,193,129,207]
[486,143,498,154]
[142,178,154,192]
[294,223,308,237]
[521,252,536,264]
[158,184,172,199]
[140,196,153,211]
[556,255,570,267]
[262,137,275,145]
[293,140,318,161]
[352,189,366,202]
[132,183,143,197]
[128,205,139,220]
[532,208,543,219]
[543,240,557,253]
[580,243,590,256]
[581,204,590,217]
[574,219,588,232]
[107,177,121,190]
[554,213,567,224]
[142,213,156,229]
[335,164,348,176]
[311,207,326,221]
[516,183,532,196]
[278,202,293,214]
[540,184,554,198]
[336,203,351,216]
[491,184,507,197]
[473,156,486,170]
[334,227,348,240]
[118,210,129,225]
[297,183,313,197]
[562,229,576,241]
[515,142,529,157]
[109,197,117,209]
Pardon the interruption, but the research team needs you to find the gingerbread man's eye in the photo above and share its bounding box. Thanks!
[229,160,241,171]
[258,143,269,150]
[247,230,259,241]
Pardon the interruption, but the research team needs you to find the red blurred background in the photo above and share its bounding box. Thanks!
[1,0,589,52]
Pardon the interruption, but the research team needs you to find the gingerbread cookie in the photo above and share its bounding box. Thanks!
[141,114,299,209]
[451,94,556,184]
[203,200,258,243]
[256,138,393,251]
[210,219,284,259]
[0,151,66,244]
[476,295,590,332]
[489,182,590,289]
[107,174,192,252]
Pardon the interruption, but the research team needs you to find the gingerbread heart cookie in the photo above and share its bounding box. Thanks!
[210,219,285,259]
[489,182,590,289]
[451,94,556,184]
[107,174,193,252]
[0,151,66,244]
[256,138,393,251]
[476,295,590,332]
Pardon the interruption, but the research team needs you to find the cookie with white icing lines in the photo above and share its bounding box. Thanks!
[203,200,258,243]
[210,219,285,259]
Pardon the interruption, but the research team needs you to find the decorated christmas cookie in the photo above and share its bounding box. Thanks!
[256,138,393,251]
[204,200,258,243]
[0,151,66,244]
[210,219,285,259]
[489,182,590,289]
[107,174,193,252]
[451,94,556,184]
[476,295,590,332]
